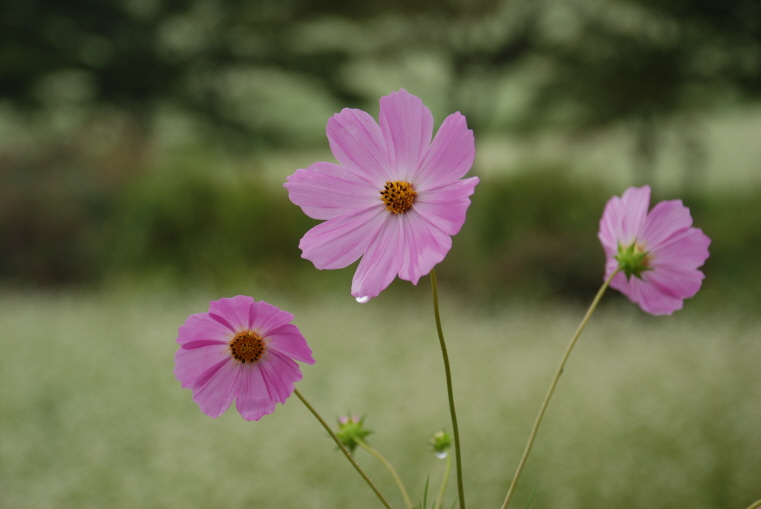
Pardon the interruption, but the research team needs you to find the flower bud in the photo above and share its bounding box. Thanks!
[335,414,372,452]
[429,430,453,458]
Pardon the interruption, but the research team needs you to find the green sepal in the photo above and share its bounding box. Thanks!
[335,415,372,453]
[615,241,651,280]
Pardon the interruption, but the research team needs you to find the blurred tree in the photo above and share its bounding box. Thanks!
[0,0,540,144]
[2,0,760,146]
[3,0,761,289]
[1,0,187,119]
[523,0,761,185]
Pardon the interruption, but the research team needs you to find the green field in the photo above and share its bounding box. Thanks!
[1,286,759,509]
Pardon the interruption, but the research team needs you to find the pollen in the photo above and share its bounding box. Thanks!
[380,181,416,214]
[229,330,266,363]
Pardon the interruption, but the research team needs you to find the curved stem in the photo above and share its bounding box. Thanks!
[356,438,414,509]
[430,268,466,509]
[499,269,619,509]
[294,389,394,509]
[745,499,761,509]
[433,453,452,509]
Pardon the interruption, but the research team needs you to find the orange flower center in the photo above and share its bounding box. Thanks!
[229,330,266,363]
[380,181,416,214]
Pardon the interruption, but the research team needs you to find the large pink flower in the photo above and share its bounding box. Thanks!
[285,89,479,301]
[174,296,314,421]
[598,185,711,315]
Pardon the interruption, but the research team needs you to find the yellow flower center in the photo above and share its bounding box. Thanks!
[380,181,416,214]
[229,330,266,363]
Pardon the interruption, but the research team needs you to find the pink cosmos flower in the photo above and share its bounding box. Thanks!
[174,296,314,421]
[285,89,479,302]
[598,185,711,315]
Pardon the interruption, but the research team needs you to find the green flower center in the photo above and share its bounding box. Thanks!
[229,330,266,363]
[380,181,416,214]
[616,241,653,280]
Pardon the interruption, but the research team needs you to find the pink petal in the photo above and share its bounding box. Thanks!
[598,234,619,259]
[608,269,630,294]
[619,186,651,242]
[632,276,686,315]
[600,186,651,248]
[299,205,386,270]
[646,265,705,300]
[651,228,711,270]
[177,312,234,345]
[603,257,620,282]
[598,196,625,252]
[249,300,294,336]
[351,215,405,300]
[327,107,391,184]
[415,112,475,188]
[397,212,452,284]
[285,163,380,221]
[235,363,276,421]
[608,257,688,315]
[608,260,705,316]
[379,89,434,180]
[609,268,641,299]
[608,272,674,315]
[192,360,241,418]
[208,296,257,332]
[641,199,693,249]
[413,177,479,236]
[266,323,315,364]
[174,342,229,388]
[259,351,303,403]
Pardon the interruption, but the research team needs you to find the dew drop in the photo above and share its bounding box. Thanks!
[435,451,448,459]
[355,296,370,303]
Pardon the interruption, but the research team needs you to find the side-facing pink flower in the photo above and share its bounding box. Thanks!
[174,296,314,421]
[598,185,711,315]
[285,89,478,302]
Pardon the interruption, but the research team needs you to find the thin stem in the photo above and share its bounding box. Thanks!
[745,499,761,509]
[499,269,619,509]
[433,454,452,509]
[294,389,394,509]
[356,438,414,509]
[430,268,466,509]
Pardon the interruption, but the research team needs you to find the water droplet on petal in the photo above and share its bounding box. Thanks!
[435,451,448,459]
[355,296,370,304]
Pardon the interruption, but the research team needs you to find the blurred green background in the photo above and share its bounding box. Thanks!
[1,1,760,508]
[2,0,761,302]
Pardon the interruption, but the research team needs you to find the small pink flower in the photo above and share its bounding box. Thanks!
[285,89,479,301]
[598,185,711,315]
[174,296,314,421]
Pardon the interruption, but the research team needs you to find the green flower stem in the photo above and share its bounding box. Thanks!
[745,499,761,509]
[499,268,620,509]
[430,268,466,509]
[433,453,452,509]
[356,438,414,509]
[294,389,394,509]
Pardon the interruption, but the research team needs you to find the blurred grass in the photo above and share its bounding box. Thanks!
[1,287,759,509]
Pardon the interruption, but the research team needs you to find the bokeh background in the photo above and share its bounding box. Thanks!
[1,1,760,508]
